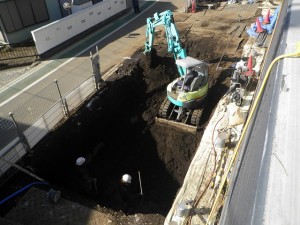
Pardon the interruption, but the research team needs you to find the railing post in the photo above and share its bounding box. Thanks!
[9,112,32,154]
[90,46,102,90]
[54,79,69,117]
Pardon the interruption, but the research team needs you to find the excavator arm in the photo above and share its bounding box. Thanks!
[144,10,187,76]
[144,10,209,132]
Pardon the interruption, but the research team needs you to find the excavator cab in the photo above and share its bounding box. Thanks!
[167,57,208,106]
[158,57,209,131]
[176,57,208,91]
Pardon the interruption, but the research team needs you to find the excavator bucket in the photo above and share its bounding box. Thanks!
[143,10,208,133]
[155,97,202,134]
[155,117,198,133]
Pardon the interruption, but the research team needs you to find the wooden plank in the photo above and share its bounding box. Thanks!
[226,25,239,35]
[233,23,246,37]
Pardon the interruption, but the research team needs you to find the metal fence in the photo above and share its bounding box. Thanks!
[0,50,101,176]
[0,42,38,61]
[0,75,93,150]
[0,77,97,175]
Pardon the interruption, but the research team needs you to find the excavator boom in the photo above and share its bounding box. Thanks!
[144,10,209,133]
[144,10,187,76]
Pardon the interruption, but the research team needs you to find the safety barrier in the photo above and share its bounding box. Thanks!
[31,0,126,55]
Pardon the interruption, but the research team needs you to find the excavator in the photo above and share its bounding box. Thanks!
[144,10,209,132]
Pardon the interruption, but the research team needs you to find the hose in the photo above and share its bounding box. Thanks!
[205,43,300,224]
[0,181,49,205]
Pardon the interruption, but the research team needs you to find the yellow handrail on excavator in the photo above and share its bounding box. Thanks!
[206,42,300,225]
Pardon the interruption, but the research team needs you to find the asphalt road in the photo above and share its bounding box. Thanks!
[220,0,292,224]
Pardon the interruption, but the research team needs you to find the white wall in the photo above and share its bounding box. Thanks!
[32,0,126,54]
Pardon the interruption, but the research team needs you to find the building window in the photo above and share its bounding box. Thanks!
[0,0,49,33]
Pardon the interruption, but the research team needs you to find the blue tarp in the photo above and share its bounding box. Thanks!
[246,5,281,37]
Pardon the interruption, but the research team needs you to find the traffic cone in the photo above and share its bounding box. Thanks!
[247,55,253,71]
[244,55,255,76]
[191,0,196,13]
[263,9,270,24]
[256,18,264,33]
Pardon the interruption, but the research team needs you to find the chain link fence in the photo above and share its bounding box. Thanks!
[0,117,18,150]
[0,42,39,69]
[0,42,38,61]
[13,83,60,133]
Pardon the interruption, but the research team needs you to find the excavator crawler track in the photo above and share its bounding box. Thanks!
[156,98,199,133]
[159,97,172,119]
[191,109,203,127]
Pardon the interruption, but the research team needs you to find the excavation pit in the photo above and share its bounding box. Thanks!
[0,47,234,224]
[27,52,210,218]
[0,8,258,221]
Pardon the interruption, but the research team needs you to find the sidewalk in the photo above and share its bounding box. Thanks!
[0,0,185,113]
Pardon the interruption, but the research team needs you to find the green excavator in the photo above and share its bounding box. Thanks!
[144,10,209,133]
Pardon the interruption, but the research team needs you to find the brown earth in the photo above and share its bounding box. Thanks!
[0,7,258,224]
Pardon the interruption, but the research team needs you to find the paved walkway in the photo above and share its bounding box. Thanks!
[0,0,185,116]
